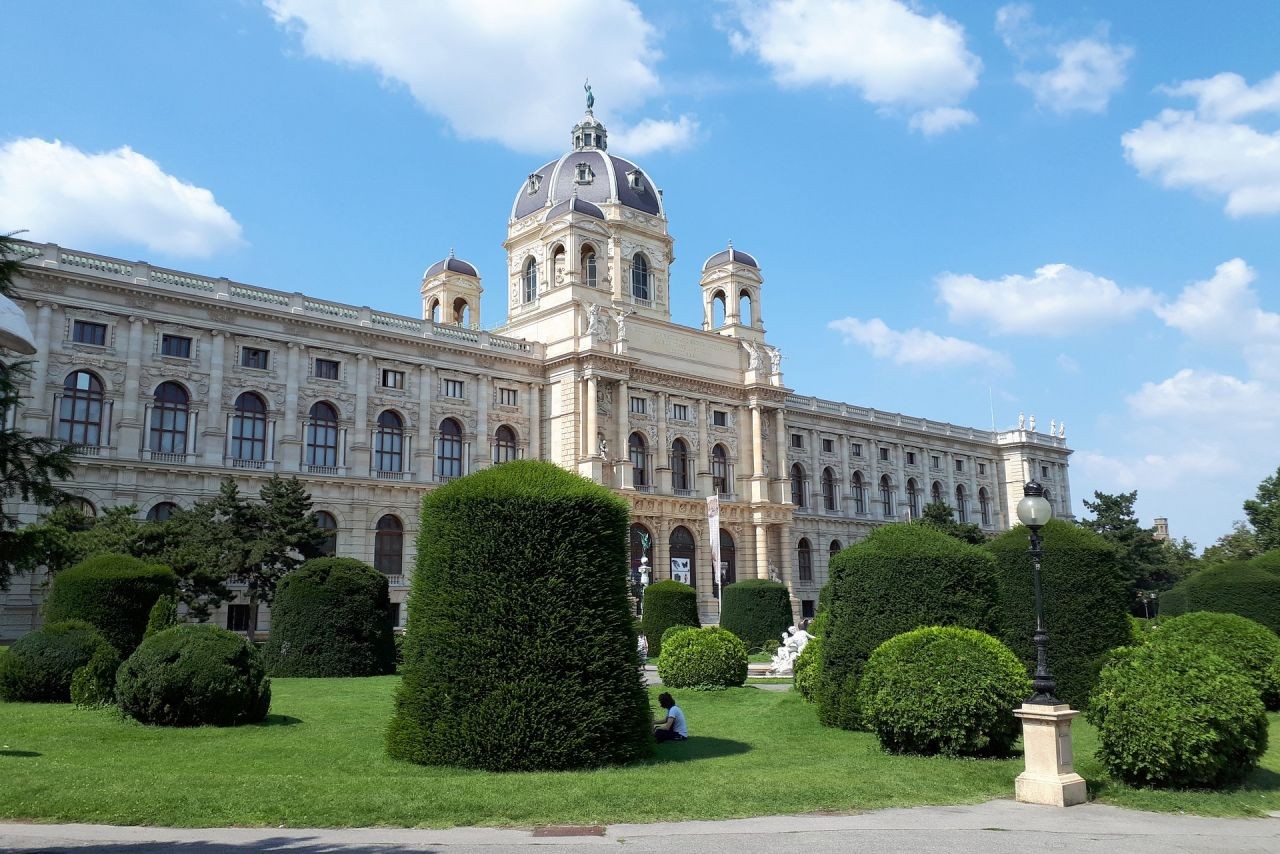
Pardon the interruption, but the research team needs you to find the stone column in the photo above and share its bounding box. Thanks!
[869,441,880,518]
[116,315,146,455]
[202,331,226,464]
[697,399,712,495]
[585,375,598,456]
[475,373,489,470]
[736,405,751,496]
[809,427,821,510]
[896,442,907,520]
[773,408,787,502]
[25,302,54,427]
[750,405,764,477]
[778,521,794,602]
[654,391,669,492]
[528,382,541,460]
[839,432,851,517]
[617,379,630,488]
[281,343,302,471]
[351,354,370,473]
[755,523,770,580]
[945,451,957,516]
[415,364,434,482]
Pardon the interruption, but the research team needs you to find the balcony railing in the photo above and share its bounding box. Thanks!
[306,464,344,476]
[229,458,270,470]
[144,450,189,464]
[383,574,407,588]
[374,470,407,481]
[673,488,696,497]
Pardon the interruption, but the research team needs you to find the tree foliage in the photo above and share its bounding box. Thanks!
[1244,466,1280,552]
[1079,490,1190,596]
[916,500,986,545]
[1203,521,1262,564]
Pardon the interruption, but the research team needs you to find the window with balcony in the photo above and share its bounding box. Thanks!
[230,392,268,461]
[711,443,730,495]
[629,432,650,488]
[305,401,340,467]
[57,371,106,446]
[493,424,519,464]
[374,410,405,473]
[671,438,690,491]
[797,539,813,582]
[148,382,189,455]
[374,515,403,574]
[436,418,464,480]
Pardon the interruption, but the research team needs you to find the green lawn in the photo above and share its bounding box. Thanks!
[0,677,1277,828]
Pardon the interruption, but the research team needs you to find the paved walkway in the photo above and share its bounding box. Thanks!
[1,800,1276,853]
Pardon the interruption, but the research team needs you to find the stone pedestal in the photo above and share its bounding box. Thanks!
[1014,703,1087,807]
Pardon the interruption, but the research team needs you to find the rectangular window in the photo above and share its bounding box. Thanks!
[672,403,689,421]
[978,462,987,476]
[879,447,890,462]
[906,451,916,465]
[931,455,941,469]
[226,604,251,632]
[381,369,406,390]
[160,334,191,358]
[242,347,269,370]
[630,396,647,415]
[389,602,401,628]
[314,358,340,380]
[821,438,834,453]
[441,378,463,398]
[713,410,729,427]
[1041,465,1050,479]
[801,599,816,620]
[497,387,518,407]
[955,459,965,473]
[851,442,862,457]
[72,320,107,346]
[790,434,804,449]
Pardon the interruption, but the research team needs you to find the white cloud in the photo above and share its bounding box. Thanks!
[1056,353,1080,374]
[728,0,981,131]
[908,107,977,136]
[265,0,692,154]
[936,263,1156,336]
[1123,71,1280,217]
[0,138,243,258]
[1127,368,1280,428]
[828,317,1008,370]
[610,115,700,156]
[996,5,1131,114]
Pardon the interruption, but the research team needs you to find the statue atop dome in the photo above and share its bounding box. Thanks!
[584,79,594,111]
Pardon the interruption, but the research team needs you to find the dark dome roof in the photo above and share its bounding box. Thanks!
[702,247,759,272]
[512,150,662,220]
[424,256,479,278]
[546,196,605,220]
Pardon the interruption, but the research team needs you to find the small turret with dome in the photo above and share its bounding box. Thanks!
[700,240,765,340]
[421,249,482,329]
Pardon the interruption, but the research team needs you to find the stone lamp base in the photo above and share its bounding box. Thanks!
[1013,703,1087,807]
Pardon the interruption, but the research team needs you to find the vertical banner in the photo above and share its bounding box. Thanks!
[707,495,721,597]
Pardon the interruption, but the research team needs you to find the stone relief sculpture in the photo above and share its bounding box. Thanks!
[585,303,609,339]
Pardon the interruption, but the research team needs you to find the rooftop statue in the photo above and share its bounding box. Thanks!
[584,80,594,111]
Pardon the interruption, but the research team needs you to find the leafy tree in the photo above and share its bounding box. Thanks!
[916,500,986,545]
[1078,490,1182,596]
[1203,521,1262,564]
[0,233,76,589]
[242,475,327,641]
[1244,466,1280,552]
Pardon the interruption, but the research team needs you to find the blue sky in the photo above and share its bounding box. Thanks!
[5,0,1280,550]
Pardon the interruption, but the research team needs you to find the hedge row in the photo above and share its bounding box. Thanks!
[43,554,178,654]
[641,580,700,657]
[1159,556,1280,633]
[719,580,792,652]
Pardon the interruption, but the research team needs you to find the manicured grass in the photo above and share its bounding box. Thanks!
[0,677,1277,827]
[747,652,774,663]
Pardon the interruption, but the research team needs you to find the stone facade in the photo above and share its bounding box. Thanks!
[0,110,1072,639]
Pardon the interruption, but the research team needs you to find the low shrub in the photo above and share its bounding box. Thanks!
[70,643,121,708]
[1152,612,1280,710]
[1088,639,1268,788]
[0,621,114,703]
[43,554,178,654]
[657,626,748,690]
[793,633,823,702]
[1158,560,1280,634]
[720,580,793,652]
[641,581,700,658]
[264,557,396,677]
[660,624,697,652]
[144,595,181,639]
[116,625,271,726]
[858,627,1029,757]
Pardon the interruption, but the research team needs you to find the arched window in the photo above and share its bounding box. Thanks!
[581,245,598,288]
[711,443,730,496]
[821,467,837,511]
[631,253,650,301]
[429,299,441,324]
[452,297,470,326]
[231,392,268,461]
[829,539,842,565]
[629,432,649,488]
[955,484,968,523]
[64,497,97,518]
[852,471,867,514]
[493,424,518,464]
[739,290,753,326]
[670,438,690,491]
[149,382,189,454]
[906,478,921,520]
[314,511,337,556]
[979,487,992,526]
[712,290,727,327]
[522,257,537,303]
[790,463,807,507]
[146,502,178,523]
[374,410,404,473]
[931,480,944,504]
[306,401,340,467]
[669,525,695,587]
[436,417,464,480]
[719,530,736,588]
[797,538,813,581]
[880,474,894,519]
[57,370,105,446]
[374,514,403,575]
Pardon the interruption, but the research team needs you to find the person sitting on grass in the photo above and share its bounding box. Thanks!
[653,692,688,742]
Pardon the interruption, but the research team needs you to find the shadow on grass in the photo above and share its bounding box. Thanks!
[0,749,40,757]
[645,736,751,764]
[251,714,303,727]
[0,840,439,853]
[1087,766,1280,800]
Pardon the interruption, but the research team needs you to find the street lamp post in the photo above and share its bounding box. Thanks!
[1012,480,1087,807]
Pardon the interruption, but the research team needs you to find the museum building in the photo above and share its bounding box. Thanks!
[0,107,1073,639]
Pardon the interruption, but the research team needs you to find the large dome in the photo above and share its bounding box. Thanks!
[511,110,663,221]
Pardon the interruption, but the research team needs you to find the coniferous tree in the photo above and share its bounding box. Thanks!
[1079,490,1189,597]
[916,500,987,545]
[1203,521,1262,564]
[245,475,327,641]
[1243,466,1280,552]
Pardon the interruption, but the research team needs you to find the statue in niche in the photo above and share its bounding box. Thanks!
[598,433,608,457]
[743,341,763,371]
[586,303,607,337]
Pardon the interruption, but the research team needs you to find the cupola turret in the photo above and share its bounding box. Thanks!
[700,241,764,339]
[421,250,482,329]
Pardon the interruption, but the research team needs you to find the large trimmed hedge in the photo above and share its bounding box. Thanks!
[1159,559,1280,633]
[720,579,792,652]
[988,519,1130,709]
[1152,612,1280,710]
[43,554,178,654]
[0,621,115,703]
[818,524,998,729]
[641,580,700,657]
[264,557,396,677]
[116,624,271,727]
[656,626,748,689]
[387,460,652,772]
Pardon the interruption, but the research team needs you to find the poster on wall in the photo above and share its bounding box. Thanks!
[670,557,691,585]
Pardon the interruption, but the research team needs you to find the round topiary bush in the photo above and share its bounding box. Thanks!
[720,579,793,652]
[1158,560,1280,634]
[0,620,115,703]
[43,553,178,654]
[657,626,748,690]
[116,624,271,726]
[1088,639,1268,788]
[264,557,396,677]
[70,643,122,708]
[1151,612,1280,710]
[988,519,1131,709]
[819,524,998,730]
[641,580,700,658]
[660,624,697,652]
[858,627,1030,757]
[386,460,652,772]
